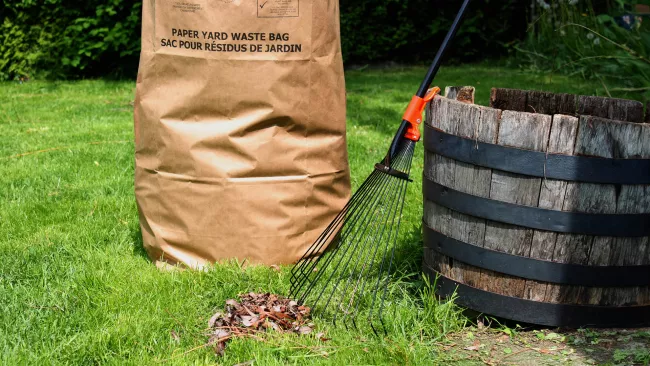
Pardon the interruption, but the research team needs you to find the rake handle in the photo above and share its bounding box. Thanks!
[416,0,472,98]
[386,0,472,161]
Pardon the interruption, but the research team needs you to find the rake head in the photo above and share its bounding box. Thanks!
[289,138,416,334]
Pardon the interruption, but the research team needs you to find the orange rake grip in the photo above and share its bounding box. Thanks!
[402,87,440,141]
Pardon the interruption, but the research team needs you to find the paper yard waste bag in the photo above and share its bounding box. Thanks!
[133,0,350,268]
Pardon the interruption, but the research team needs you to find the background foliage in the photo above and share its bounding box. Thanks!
[516,0,650,99]
[0,0,527,81]
[1,0,648,102]
[0,0,141,80]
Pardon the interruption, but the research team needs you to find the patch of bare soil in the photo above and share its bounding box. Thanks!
[437,320,650,365]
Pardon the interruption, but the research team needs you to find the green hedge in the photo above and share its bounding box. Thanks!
[0,0,527,80]
[0,0,141,80]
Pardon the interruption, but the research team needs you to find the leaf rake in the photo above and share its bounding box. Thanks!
[289,0,472,334]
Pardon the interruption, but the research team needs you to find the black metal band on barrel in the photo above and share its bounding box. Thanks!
[423,179,650,237]
[423,224,650,287]
[423,125,650,185]
[425,272,650,328]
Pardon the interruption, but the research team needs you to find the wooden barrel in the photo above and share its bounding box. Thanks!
[422,87,650,327]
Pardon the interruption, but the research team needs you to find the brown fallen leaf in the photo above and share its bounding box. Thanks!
[213,329,231,339]
[215,341,226,357]
[240,315,259,327]
[226,299,239,306]
[270,311,292,320]
[208,312,223,328]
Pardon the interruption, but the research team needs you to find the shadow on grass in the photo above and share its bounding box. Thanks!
[130,225,150,261]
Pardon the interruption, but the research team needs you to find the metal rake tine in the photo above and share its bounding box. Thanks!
[306,173,398,307]
[293,135,413,289]
[373,143,416,328]
[335,172,403,325]
[369,318,383,337]
[337,141,412,331]
[369,143,413,299]
[290,170,383,282]
[290,169,385,284]
[317,141,413,322]
[342,181,405,326]
[292,137,418,327]
[309,174,396,312]
[329,143,414,322]
[342,142,414,327]
[291,173,387,304]
[306,171,395,311]
[290,172,377,280]
[290,172,386,302]
[290,170,384,285]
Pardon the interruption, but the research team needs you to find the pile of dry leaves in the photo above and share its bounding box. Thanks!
[206,292,314,356]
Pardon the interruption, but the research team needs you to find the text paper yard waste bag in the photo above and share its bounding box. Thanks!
[133,0,350,268]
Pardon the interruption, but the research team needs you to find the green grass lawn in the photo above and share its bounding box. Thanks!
[0,64,640,365]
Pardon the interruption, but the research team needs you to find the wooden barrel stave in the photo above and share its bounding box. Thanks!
[423,87,650,326]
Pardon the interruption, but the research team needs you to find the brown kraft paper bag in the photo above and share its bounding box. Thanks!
[133,0,350,268]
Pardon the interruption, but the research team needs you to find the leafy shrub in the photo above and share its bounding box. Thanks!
[0,0,141,80]
[515,0,650,100]
[1,0,528,80]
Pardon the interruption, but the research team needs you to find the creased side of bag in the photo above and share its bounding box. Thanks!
[133,0,350,268]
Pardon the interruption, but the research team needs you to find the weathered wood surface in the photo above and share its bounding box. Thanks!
[523,114,579,301]
[546,117,650,306]
[491,88,577,115]
[490,88,645,123]
[444,86,475,104]
[424,87,650,308]
[573,117,650,306]
[525,90,576,115]
[543,114,611,305]
[481,110,552,297]
[490,88,526,112]
[577,96,644,123]
[424,89,500,288]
